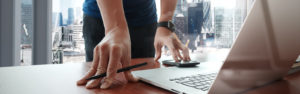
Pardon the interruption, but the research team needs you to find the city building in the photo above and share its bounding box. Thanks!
[67,8,75,25]
[21,0,33,45]
[173,0,189,43]
[174,14,188,42]
[174,0,213,50]
[213,0,248,48]
[187,2,204,50]
[59,12,65,26]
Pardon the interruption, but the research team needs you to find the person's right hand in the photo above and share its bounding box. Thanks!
[76,28,137,89]
[154,27,191,62]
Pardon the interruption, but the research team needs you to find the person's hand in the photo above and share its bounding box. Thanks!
[154,27,191,62]
[77,29,137,89]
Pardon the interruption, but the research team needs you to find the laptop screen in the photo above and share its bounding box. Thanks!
[209,0,300,93]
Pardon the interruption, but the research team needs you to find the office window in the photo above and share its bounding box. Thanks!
[20,0,33,66]
[157,0,253,62]
[52,0,85,64]
[49,0,253,64]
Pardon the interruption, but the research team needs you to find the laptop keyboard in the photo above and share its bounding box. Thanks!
[169,73,217,91]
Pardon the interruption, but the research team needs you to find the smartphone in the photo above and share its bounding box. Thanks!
[162,60,200,67]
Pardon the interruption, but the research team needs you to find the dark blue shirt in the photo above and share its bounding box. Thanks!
[83,0,157,27]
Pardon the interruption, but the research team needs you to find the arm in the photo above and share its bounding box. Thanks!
[97,0,128,34]
[77,0,137,89]
[159,0,177,22]
[154,0,191,62]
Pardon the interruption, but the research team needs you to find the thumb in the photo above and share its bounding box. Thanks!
[154,43,162,62]
[124,71,138,82]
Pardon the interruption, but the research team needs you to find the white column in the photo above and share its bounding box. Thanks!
[0,0,21,67]
[32,0,52,65]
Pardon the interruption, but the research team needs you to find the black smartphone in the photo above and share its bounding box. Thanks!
[162,60,200,67]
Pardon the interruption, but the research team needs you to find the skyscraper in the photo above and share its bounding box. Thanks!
[174,0,188,43]
[201,0,214,47]
[173,0,213,49]
[187,2,204,50]
[188,3,203,34]
[59,12,65,26]
[174,14,187,41]
[214,7,234,48]
[202,0,213,33]
[21,0,33,44]
[67,8,75,25]
[213,0,249,48]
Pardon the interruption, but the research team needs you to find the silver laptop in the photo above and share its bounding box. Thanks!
[133,0,300,94]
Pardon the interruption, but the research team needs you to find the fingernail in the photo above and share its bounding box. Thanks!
[100,81,111,89]
[77,80,85,85]
[86,81,97,89]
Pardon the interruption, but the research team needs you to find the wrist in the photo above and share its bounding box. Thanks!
[159,13,174,22]
[157,20,175,32]
[105,25,129,35]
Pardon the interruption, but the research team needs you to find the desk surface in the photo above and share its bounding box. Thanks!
[0,59,174,94]
[0,59,300,94]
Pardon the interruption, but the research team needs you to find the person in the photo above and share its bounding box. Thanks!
[77,0,191,89]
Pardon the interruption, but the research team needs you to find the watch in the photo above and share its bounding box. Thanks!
[157,20,175,32]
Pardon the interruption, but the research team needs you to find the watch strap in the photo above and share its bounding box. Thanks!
[157,21,175,32]
[157,22,169,27]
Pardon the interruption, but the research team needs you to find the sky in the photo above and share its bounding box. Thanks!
[213,0,236,9]
[52,0,84,12]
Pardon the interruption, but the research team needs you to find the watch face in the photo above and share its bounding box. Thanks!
[168,21,175,31]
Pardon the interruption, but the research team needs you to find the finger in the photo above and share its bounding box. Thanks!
[86,45,109,89]
[187,51,191,61]
[176,50,183,60]
[172,34,190,61]
[154,43,162,62]
[101,45,121,89]
[123,56,138,82]
[77,47,100,85]
[170,48,179,62]
[181,46,191,61]
[164,39,180,62]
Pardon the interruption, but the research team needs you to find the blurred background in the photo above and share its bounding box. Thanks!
[16,0,256,66]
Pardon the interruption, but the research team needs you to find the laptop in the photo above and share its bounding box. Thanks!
[133,0,300,94]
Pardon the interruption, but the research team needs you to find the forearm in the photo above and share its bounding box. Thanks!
[96,0,128,34]
[159,0,177,22]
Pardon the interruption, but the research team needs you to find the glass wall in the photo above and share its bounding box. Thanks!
[50,0,253,63]
[52,0,85,64]
[20,0,33,66]
[157,0,254,62]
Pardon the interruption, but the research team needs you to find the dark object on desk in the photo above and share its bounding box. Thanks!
[162,60,200,67]
[86,62,148,80]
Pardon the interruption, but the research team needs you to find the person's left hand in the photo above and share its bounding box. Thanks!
[77,29,137,89]
[154,27,191,62]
